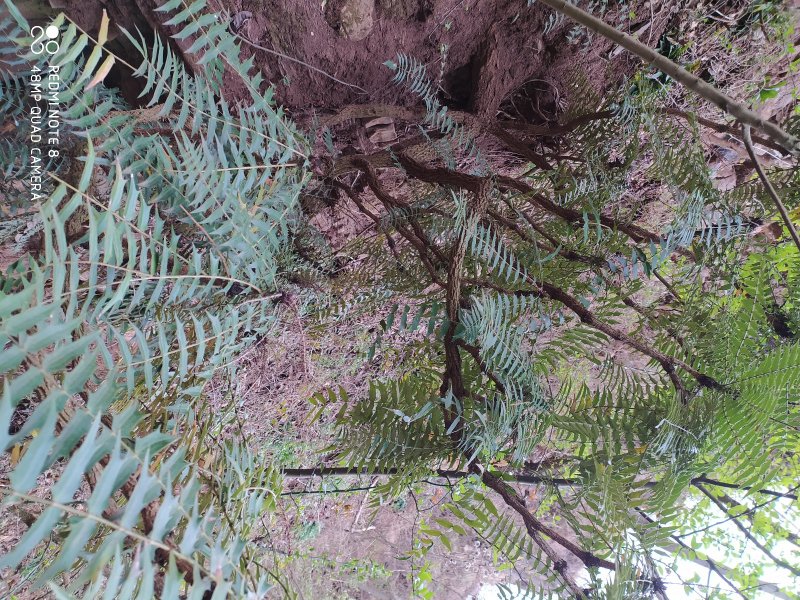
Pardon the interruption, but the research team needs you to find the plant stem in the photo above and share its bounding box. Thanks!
[742,125,800,253]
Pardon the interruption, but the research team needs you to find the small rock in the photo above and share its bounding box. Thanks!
[365,116,397,144]
[339,0,374,41]
[230,11,252,33]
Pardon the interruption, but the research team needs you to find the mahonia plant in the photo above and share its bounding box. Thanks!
[309,42,800,600]
[0,0,307,597]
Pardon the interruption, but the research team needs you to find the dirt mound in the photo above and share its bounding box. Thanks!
[50,0,666,118]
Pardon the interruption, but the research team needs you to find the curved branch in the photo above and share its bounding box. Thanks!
[392,152,678,251]
[477,467,616,573]
[521,279,721,395]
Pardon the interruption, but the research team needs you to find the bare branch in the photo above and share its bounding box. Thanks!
[742,125,800,253]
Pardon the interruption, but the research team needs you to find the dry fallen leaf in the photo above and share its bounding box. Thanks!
[85,54,115,91]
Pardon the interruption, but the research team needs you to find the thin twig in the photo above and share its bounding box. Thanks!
[742,125,800,253]
[695,483,800,577]
[678,483,800,540]
[693,476,798,501]
[664,108,786,155]
[348,476,377,532]
[636,509,750,600]
[279,468,798,500]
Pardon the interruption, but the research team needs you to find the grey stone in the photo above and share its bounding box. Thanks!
[339,0,374,41]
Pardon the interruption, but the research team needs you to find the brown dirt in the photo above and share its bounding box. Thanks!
[222,0,658,117]
[53,0,668,119]
[271,480,585,599]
